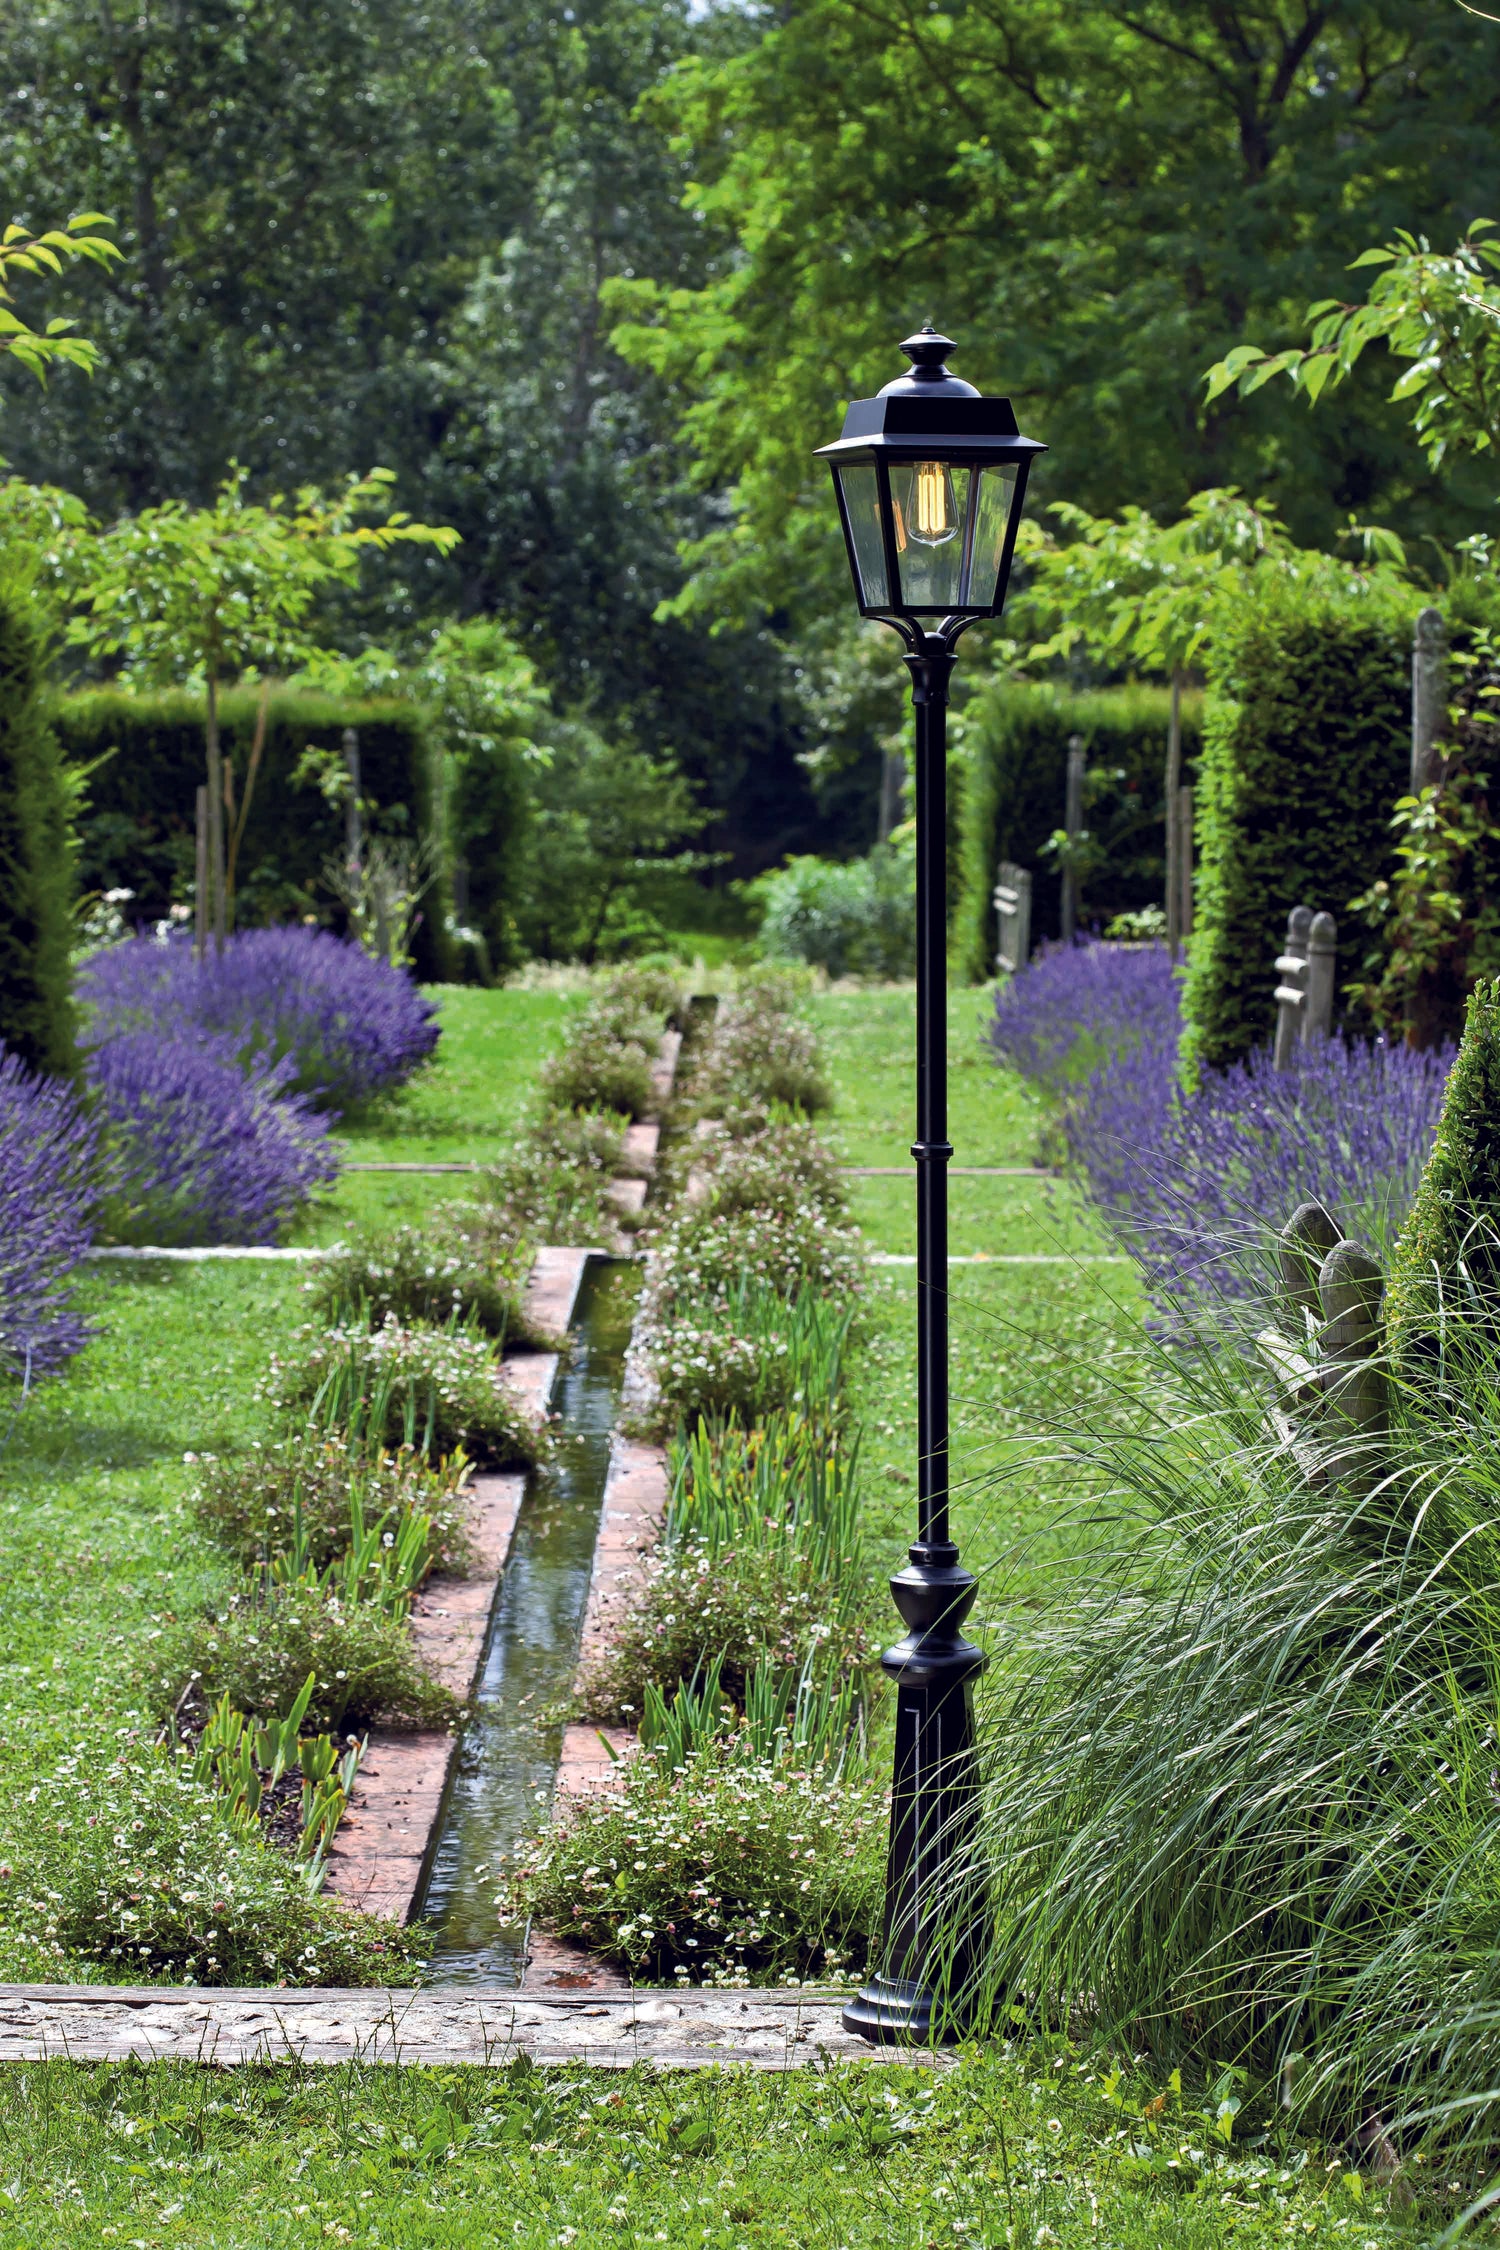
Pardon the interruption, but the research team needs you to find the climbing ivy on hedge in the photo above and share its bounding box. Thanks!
[0,573,76,1074]
[1183,586,1414,1071]
[953,680,1200,981]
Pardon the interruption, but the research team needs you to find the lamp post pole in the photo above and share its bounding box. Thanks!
[841,634,986,2048]
[813,327,1043,2045]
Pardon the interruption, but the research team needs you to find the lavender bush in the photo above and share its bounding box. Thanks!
[990,939,1453,1314]
[88,1032,337,1247]
[0,1050,99,1379]
[78,927,439,1113]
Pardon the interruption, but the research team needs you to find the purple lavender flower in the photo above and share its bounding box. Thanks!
[990,939,1181,1093]
[87,1032,338,1247]
[0,1050,99,1379]
[990,939,1453,1316]
[78,927,439,1114]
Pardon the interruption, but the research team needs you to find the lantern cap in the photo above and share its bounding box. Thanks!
[879,323,979,400]
[814,322,1045,460]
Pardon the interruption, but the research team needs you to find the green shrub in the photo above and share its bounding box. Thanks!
[540,1021,655,1118]
[263,1316,545,1465]
[506,1728,885,1984]
[188,1432,472,1576]
[645,1283,857,1433]
[682,1120,847,1223]
[688,979,831,1120]
[0,573,76,1072]
[55,686,455,980]
[753,843,915,980]
[0,1728,422,1985]
[649,1204,865,1318]
[953,680,1200,984]
[1386,977,1500,1363]
[154,1577,456,1735]
[1184,584,1414,1069]
[308,1216,529,1340]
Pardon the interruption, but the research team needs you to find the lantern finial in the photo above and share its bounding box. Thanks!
[882,324,978,399]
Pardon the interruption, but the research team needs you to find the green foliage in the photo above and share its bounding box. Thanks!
[1184,585,1414,1069]
[506,1726,885,1983]
[189,1432,472,1578]
[264,1316,545,1467]
[1206,221,1500,480]
[0,1726,421,1986]
[954,681,1200,983]
[306,619,548,980]
[55,685,451,974]
[151,1577,455,1737]
[1386,979,1500,1364]
[686,974,833,1121]
[608,2,1500,635]
[0,571,76,1070]
[0,211,119,387]
[1348,626,1500,1046]
[309,1217,528,1342]
[513,721,702,965]
[752,841,915,980]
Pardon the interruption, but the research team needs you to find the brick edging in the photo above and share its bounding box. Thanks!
[324,1248,594,1925]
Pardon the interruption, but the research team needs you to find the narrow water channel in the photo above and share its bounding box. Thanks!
[417,1256,640,1985]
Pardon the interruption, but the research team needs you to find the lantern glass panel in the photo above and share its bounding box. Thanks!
[835,463,888,608]
[965,465,1019,610]
[891,461,972,610]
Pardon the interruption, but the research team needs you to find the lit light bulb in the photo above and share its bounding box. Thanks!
[909,460,958,546]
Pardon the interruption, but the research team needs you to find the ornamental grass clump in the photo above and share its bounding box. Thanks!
[264,1314,545,1465]
[0,1046,98,1379]
[88,1031,338,1246]
[947,1202,1500,2177]
[505,1724,885,1985]
[77,925,439,1111]
[154,1576,455,1734]
[189,1432,472,1576]
[0,1730,421,1985]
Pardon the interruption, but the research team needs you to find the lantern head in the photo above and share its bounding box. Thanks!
[815,325,1044,631]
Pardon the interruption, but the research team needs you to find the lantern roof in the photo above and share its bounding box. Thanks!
[815,324,1045,463]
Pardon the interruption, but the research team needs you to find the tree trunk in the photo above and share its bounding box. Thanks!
[1165,670,1184,959]
[205,673,227,951]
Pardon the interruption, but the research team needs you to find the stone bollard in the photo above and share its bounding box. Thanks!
[1304,911,1337,1042]
[1280,1200,1341,1329]
[993,861,1032,975]
[1317,1239,1387,1488]
[1273,905,1313,1070]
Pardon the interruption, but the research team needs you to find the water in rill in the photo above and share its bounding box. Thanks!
[417,1256,640,1983]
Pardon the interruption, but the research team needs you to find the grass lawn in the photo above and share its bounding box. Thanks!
[0,2045,1417,2248]
[0,980,1425,2247]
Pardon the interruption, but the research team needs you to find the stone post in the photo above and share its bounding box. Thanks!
[1061,733,1085,944]
[1273,904,1312,1069]
[1412,607,1448,795]
[993,862,1032,975]
[1304,911,1337,1041]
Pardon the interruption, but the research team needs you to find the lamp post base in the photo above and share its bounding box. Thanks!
[841,1975,952,2047]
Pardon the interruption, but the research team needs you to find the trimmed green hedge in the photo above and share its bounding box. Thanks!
[0,578,76,1073]
[1183,587,1414,1070]
[57,688,455,981]
[954,681,1201,981]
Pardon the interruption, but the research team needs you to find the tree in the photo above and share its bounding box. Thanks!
[513,724,702,963]
[1205,222,1500,485]
[606,0,1500,637]
[66,467,459,944]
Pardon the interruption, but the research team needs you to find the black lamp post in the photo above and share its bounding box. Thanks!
[816,325,1044,2045]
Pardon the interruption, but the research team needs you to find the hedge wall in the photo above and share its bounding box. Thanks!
[0,579,77,1073]
[1183,587,1414,1070]
[953,680,1202,981]
[57,687,455,981]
